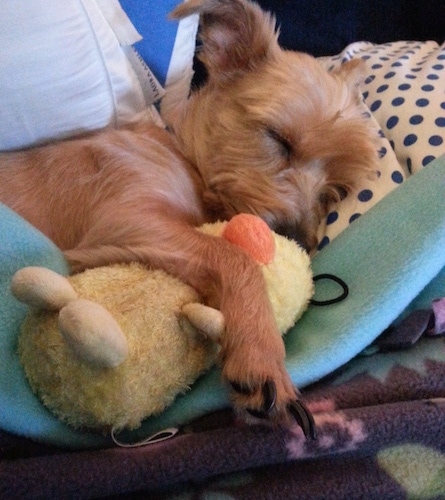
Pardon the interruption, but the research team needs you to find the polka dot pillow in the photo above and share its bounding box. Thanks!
[317,41,445,249]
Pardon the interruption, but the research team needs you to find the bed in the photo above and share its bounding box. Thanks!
[1,0,444,497]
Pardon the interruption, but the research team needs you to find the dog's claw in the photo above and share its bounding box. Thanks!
[231,379,316,440]
[245,379,276,419]
[230,381,253,395]
[231,380,268,418]
[234,379,276,419]
[246,408,268,419]
[288,400,317,440]
[262,379,277,414]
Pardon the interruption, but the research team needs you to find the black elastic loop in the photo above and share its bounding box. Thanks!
[310,274,349,306]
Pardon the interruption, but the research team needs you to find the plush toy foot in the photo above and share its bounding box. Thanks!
[231,379,316,439]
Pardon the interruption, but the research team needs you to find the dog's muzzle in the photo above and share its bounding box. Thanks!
[274,224,318,254]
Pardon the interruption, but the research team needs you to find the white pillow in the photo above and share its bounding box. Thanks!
[0,0,165,150]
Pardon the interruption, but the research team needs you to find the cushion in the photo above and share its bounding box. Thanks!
[121,0,199,124]
[121,0,198,89]
[255,0,445,57]
[0,204,109,448]
[316,41,445,248]
[0,0,198,151]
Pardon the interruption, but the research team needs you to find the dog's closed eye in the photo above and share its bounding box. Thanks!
[319,186,348,211]
[266,128,293,161]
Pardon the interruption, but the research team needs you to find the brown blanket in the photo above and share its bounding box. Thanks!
[2,307,444,499]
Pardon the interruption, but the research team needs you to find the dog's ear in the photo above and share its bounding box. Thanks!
[332,59,366,92]
[170,0,279,80]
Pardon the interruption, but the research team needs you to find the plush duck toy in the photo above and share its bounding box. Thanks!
[11,214,313,433]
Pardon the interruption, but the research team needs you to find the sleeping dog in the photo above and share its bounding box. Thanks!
[0,0,379,438]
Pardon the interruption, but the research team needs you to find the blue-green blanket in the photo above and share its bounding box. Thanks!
[0,155,444,448]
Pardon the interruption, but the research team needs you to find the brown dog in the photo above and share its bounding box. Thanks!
[0,0,379,438]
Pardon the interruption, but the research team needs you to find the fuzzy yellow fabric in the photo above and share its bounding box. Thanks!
[199,220,314,332]
[19,263,218,432]
[17,227,312,433]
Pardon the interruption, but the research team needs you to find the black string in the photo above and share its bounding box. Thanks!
[310,274,349,306]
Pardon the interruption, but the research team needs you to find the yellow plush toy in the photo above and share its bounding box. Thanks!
[11,214,313,433]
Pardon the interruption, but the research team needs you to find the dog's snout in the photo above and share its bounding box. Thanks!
[274,224,317,254]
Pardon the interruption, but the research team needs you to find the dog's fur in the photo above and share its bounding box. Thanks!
[0,0,378,425]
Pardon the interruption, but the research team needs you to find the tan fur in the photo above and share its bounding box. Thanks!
[0,0,379,423]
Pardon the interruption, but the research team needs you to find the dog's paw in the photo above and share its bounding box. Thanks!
[229,379,316,440]
[222,348,316,440]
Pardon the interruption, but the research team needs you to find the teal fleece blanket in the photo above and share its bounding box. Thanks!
[0,155,444,448]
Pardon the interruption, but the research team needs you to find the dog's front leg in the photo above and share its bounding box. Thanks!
[161,225,315,435]
[65,221,315,437]
[177,227,315,437]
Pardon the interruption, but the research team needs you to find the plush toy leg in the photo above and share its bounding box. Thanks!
[59,299,128,368]
[181,303,225,343]
[11,267,128,368]
[11,266,77,310]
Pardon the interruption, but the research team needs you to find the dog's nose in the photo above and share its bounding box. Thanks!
[274,224,317,254]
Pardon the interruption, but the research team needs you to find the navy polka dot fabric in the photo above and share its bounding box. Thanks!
[316,41,445,250]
